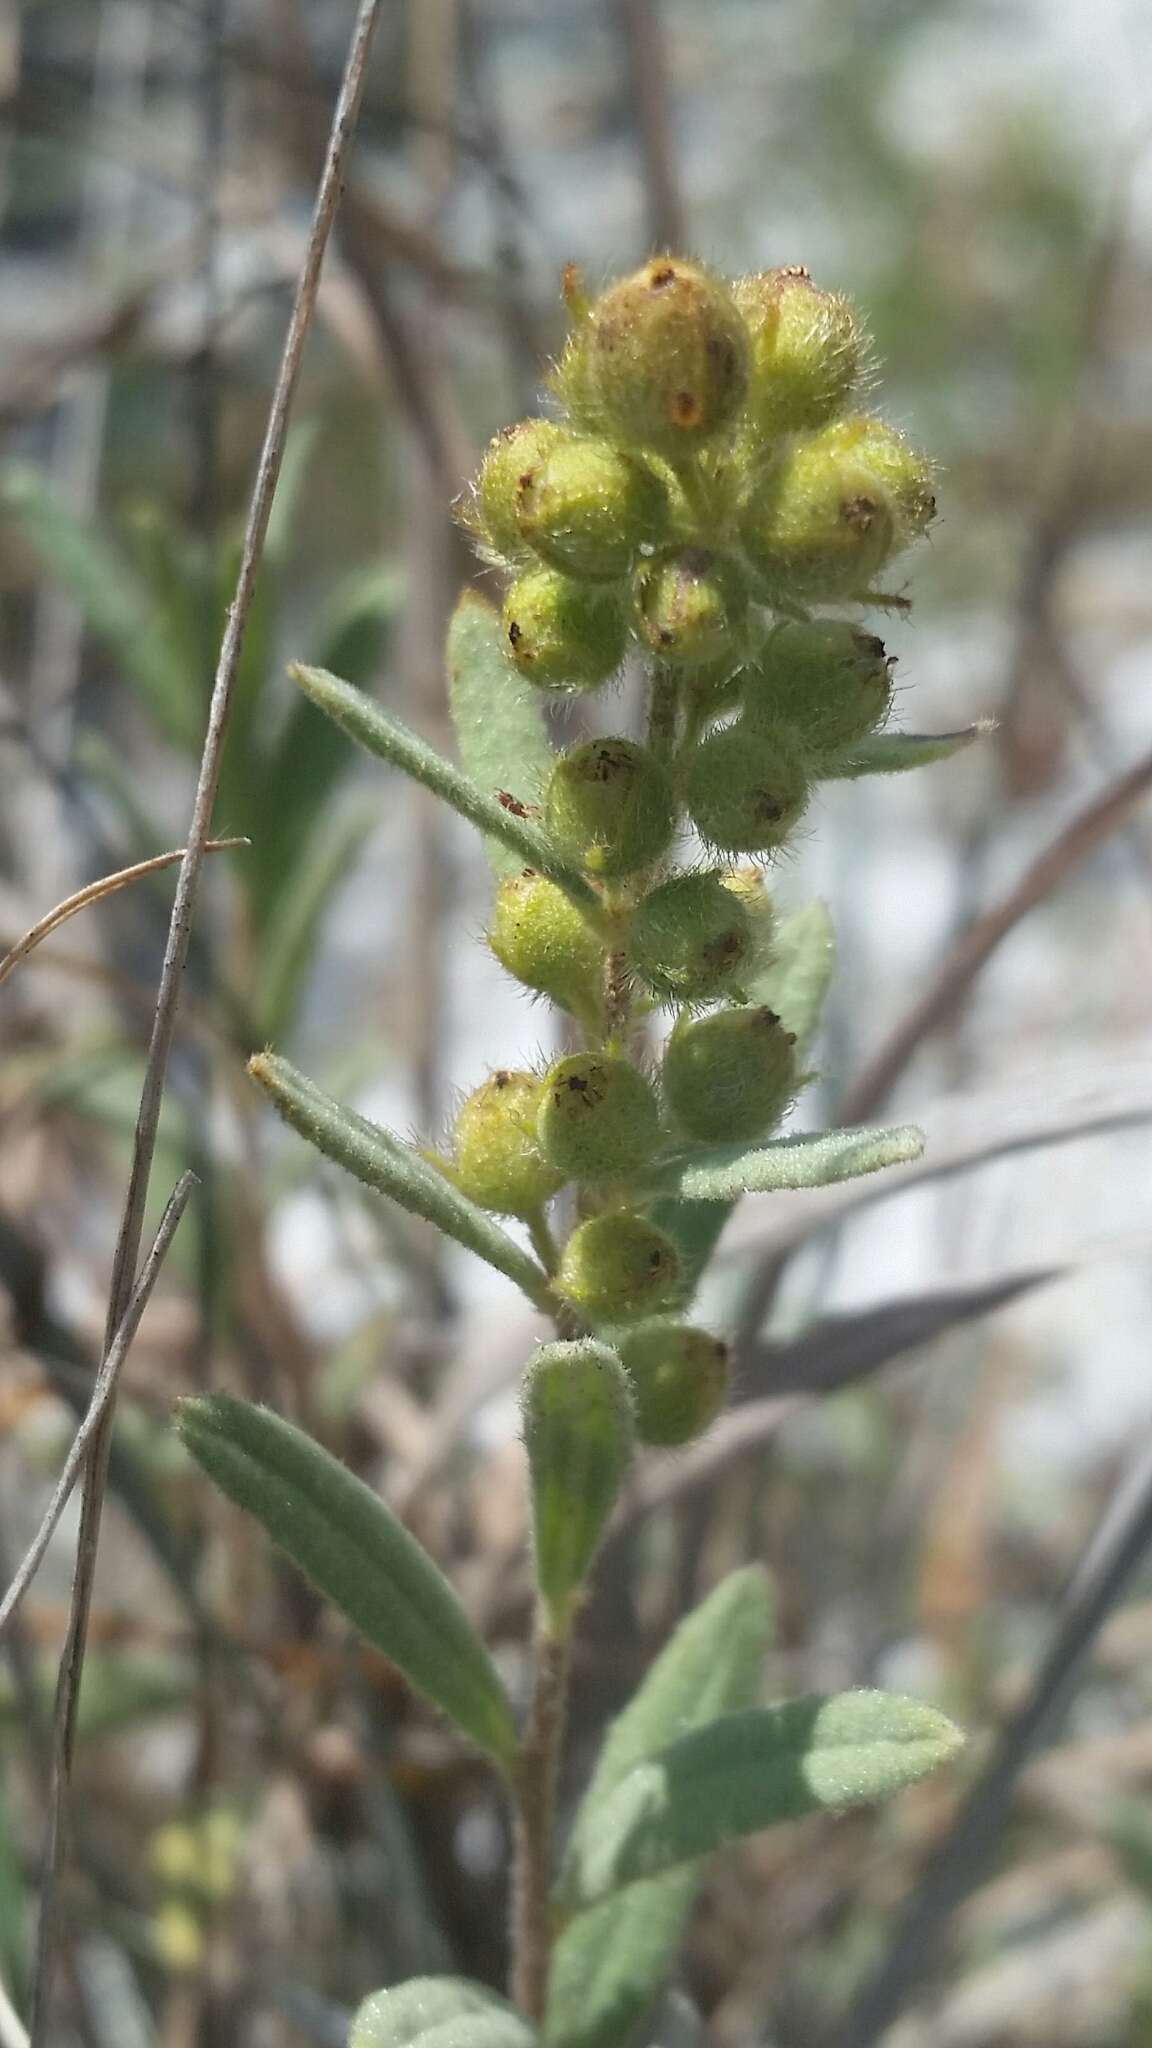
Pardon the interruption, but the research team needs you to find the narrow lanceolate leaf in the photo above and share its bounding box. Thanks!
[291,664,595,910]
[558,1693,963,1912]
[522,1342,635,1626]
[176,1397,518,1768]
[351,1976,536,2048]
[646,1124,924,1203]
[743,901,835,1051]
[545,1569,772,2048]
[248,1054,553,1311]
[447,591,555,877]
[822,723,992,779]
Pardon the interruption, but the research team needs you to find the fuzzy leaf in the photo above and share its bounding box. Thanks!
[822,723,991,779]
[248,1054,553,1310]
[448,591,555,877]
[351,1976,536,2048]
[176,1397,517,1767]
[522,1342,634,1626]
[647,1124,924,1203]
[545,1569,772,2048]
[292,664,595,911]
[743,901,835,1050]
[558,1693,963,1910]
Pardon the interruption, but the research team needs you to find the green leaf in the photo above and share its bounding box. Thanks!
[743,901,835,1050]
[351,1977,536,2048]
[545,1569,772,2048]
[291,664,596,912]
[248,1054,554,1310]
[558,1692,964,1911]
[645,1124,924,1203]
[521,1342,634,1626]
[447,591,555,877]
[822,724,991,779]
[176,1397,518,1767]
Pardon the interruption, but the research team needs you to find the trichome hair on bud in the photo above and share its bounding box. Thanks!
[686,719,811,853]
[617,1320,730,1446]
[661,1005,797,1143]
[554,1211,682,1322]
[536,1052,661,1182]
[449,1070,565,1216]
[503,565,628,690]
[544,737,675,880]
[632,547,748,668]
[488,870,604,1027]
[733,267,869,436]
[629,869,754,1004]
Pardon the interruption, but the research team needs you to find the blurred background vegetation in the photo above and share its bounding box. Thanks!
[2,0,1152,2042]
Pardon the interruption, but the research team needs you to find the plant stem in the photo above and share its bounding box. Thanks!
[510,1617,572,2022]
[527,1209,560,1277]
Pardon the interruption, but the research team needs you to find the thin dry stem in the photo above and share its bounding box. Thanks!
[0,840,244,990]
[510,1622,572,2022]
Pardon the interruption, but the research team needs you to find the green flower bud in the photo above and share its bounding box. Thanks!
[618,1319,729,1446]
[739,414,935,601]
[685,720,810,853]
[488,870,603,1025]
[503,566,627,691]
[543,737,675,879]
[557,258,749,457]
[732,267,866,434]
[451,1070,565,1215]
[468,418,565,561]
[514,434,668,581]
[555,1212,682,1322]
[742,619,893,759]
[521,1339,634,1623]
[537,1053,661,1182]
[662,1005,796,1142]
[826,415,937,540]
[629,870,753,1003]
[632,547,749,667]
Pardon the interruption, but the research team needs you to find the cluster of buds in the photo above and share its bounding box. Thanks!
[441,258,936,1449]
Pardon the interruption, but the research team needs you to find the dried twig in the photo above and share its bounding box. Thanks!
[27,2,388,2034]
[0,840,244,990]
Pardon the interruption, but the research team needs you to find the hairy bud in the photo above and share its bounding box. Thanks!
[662,1006,796,1142]
[544,737,674,879]
[488,870,602,1026]
[521,1339,634,1623]
[733,267,866,434]
[827,416,937,540]
[536,1052,661,1181]
[740,414,934,601]
[686,720,810,852]
[450,1070,564,1216]
[555,1212,682,1322]
[503,566,627,690]
[513,433,667,581]
[629,870,753,1003]
[618,1320,729,1445]
[633,547,748,667]
[469,418,565,561]
[743,619,893,759]
[557,258,749,457]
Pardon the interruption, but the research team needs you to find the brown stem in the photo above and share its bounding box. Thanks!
[510,1621,572,2022]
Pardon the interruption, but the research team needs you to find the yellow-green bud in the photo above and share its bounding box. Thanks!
[632,547,748,667]
[488,870,602,1026]
[826,415,937,540]
[739,414,935,601]
[558,258,749,457]
[543,737,674,879]
[618,1319,729,1445]
[686,720,810,853]
[743,619,893,759]
[662,1005,796,1142]
[503,566,627,691]
[451,1070,565,1215]
[629,870,753,1003]
[733,267,866,434]
[514,433,668,581]
[469,418,565,561]
[521,1339,634,1623]
[555,1212,682,1322]
[537,1053,661,1182]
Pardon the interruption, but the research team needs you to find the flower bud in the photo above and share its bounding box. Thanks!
[488,870,603,1025]
[537,1053,661,1182]
[632,547,748,667]
[557,258,748,457]
[451,1070,565,1215]
[739,415,934,601]
[555,1212,682,1322]
[513,433,667,581]
[662,1005,796,1142]
[503,566,627,691]
[685,720,810,853]
[742,619,893,759]
[468,418,565,560]
[629,870,753,1003]
[618,1320,729,1445]
[732,267,866,434]
[543,737,674,879]
[521,1339,634,1623]
[827,416,937,540]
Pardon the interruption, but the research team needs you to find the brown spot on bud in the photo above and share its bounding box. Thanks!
[649,263,677,289]
[669,389,704,427]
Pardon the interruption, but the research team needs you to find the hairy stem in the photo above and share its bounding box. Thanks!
[510,1619,572,2021]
